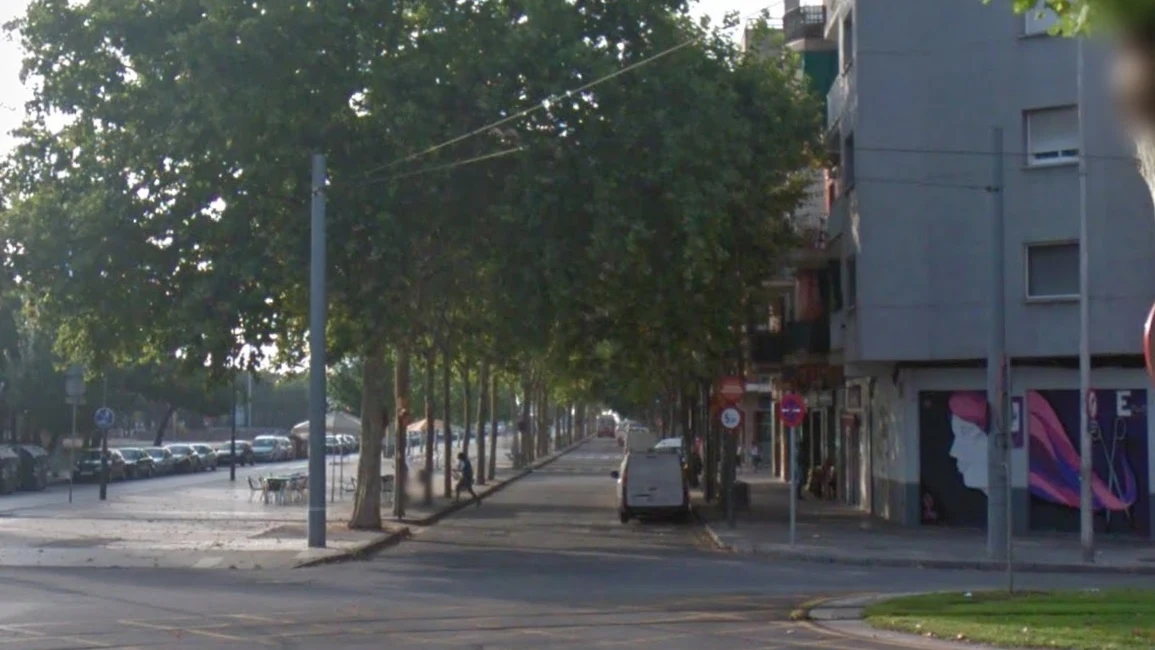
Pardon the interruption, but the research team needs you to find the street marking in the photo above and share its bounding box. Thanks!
[192,556,224,569]
[596,633,688,646]
[226,614,283,624]
[119,619,270,645]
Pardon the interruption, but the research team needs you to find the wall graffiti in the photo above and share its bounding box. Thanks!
[918,391,989,527]
[1027,390,1149,536]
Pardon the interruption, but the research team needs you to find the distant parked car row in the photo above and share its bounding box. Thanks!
[71,436,301,483]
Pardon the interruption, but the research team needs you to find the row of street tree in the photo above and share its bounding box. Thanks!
[0,0,820,528]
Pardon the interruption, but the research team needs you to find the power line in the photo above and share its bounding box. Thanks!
[370,146,525,184]
[356,0,788,182]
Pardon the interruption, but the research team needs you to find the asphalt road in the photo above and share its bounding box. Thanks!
[0,437,1147,649]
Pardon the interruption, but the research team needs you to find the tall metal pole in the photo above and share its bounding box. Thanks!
[307,153,327,548]
[246,372,254,428]
[99,376,108,501]
[1077,37,1094,563]
[789,425,797,545]
[229,379,237,482]
[68,405,76,503]
[986,126,1007,560]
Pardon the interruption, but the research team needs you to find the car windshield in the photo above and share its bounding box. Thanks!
[168,446,191,456]
[119,449,142,460]
[79,451,103,462]
[252,440,275,449]
[193,446,211,453]
[145,449,166,459]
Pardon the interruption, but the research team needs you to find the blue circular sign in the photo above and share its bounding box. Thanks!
[94,407,115,430]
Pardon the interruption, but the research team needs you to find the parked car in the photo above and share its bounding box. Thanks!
[73,449,127,482]
[338,433,359,453]
[118,447,156,479]
[190,444,219,471]
[165,444,201,473]
[13,445,50,491]
[215,441,254,467]
[611,448,690,524]
[144,447,176,475]
[252,435,293,462]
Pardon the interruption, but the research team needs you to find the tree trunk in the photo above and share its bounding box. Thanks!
[392,348,412,519]
[151,405,176,446]
[537,384,549,457]
[461,358,472,460]
[518,373,531,469]
[477,360,490,484]
[442,346,453,498]
[423,348,435,506]
[350,348,387,530]
[488,372,498,479]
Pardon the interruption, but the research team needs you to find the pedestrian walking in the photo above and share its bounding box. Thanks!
[749,443,762,472]
[453,452,481,506]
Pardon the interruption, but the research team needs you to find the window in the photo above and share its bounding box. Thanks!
[1025,106,1079,166]
[840,12,854,70]
[843,134,856,191]
[1026,242,1078,299]
[1023,1,1059,36]
[845,256,858,307]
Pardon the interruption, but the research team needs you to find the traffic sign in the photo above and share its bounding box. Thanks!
[777,393,807,428]
[720,406,743,431]
[64,365,85,399]
[717,376,745,404]
[94,407,115,430]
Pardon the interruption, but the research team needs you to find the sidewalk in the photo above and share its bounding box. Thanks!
[697,474,1155,574]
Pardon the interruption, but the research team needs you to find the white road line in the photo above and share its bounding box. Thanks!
[192,556,224,569]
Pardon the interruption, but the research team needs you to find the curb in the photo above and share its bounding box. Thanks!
[293,527,412,568]
[700,521,1155,575]
[296,437,593,566]
[801,593,1000,650]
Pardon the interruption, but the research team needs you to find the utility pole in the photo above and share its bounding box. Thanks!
[99,375,109,501]
[246,371,254,428]
[230,377,238,482]
[1077,37,1094,563]
[307,153,327,548]
[986,126,1008,561]
[64,366,84,503]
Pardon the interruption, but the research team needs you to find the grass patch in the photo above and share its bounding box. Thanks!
[865,589,1155,650]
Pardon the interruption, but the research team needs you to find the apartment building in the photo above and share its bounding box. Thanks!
[758,0,1155,540]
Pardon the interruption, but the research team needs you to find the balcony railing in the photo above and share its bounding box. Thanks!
[787,317,832,355]
[784,5,826,43]
[749,331,787,366]
[826,69,851,130]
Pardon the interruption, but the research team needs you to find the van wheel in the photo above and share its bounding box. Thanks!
[618,511,630,524]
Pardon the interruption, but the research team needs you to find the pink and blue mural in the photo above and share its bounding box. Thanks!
[1027,390,1149,536]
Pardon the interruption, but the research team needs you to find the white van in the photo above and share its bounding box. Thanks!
[611,450,689,523]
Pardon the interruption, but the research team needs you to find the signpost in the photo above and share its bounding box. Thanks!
[64,366,85,504]
[777,392,807,545]
[94,407,115,501]
[720,405,744,528]
[717,377,745,404]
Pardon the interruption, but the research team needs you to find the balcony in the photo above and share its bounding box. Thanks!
[827,191,848,239]
[826,69,852,130]
[787,317,832,356]
[749,331,787,366]
[784,5,826,43]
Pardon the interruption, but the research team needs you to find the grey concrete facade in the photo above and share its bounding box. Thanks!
[825,0,1155,366]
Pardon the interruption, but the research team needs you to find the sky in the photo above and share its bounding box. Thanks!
[0,0,786,155]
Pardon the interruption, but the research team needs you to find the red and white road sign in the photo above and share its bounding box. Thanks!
[777,393,807,428]
[717,376,745,404]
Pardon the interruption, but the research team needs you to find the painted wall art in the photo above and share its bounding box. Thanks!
[1027,389,1149,536]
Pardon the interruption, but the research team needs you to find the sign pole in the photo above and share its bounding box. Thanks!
[789,425,797,545]
[68,404,76,503]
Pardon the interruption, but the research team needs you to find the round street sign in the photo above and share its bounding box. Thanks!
[777,393,807,428]
[720,406,743,431]
[94,407,115,430]
[718,376,745,404]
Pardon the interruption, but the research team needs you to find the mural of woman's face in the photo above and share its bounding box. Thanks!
[949,414,988,494]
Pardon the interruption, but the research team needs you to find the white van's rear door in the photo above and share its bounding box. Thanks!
[625,453,684,509]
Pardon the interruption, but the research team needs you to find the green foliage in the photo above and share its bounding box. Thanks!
[995,0,1155,34]
[1,0,821,423]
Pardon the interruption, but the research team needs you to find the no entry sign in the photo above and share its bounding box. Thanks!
[777,393,807,428]
[717,376,745,404]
